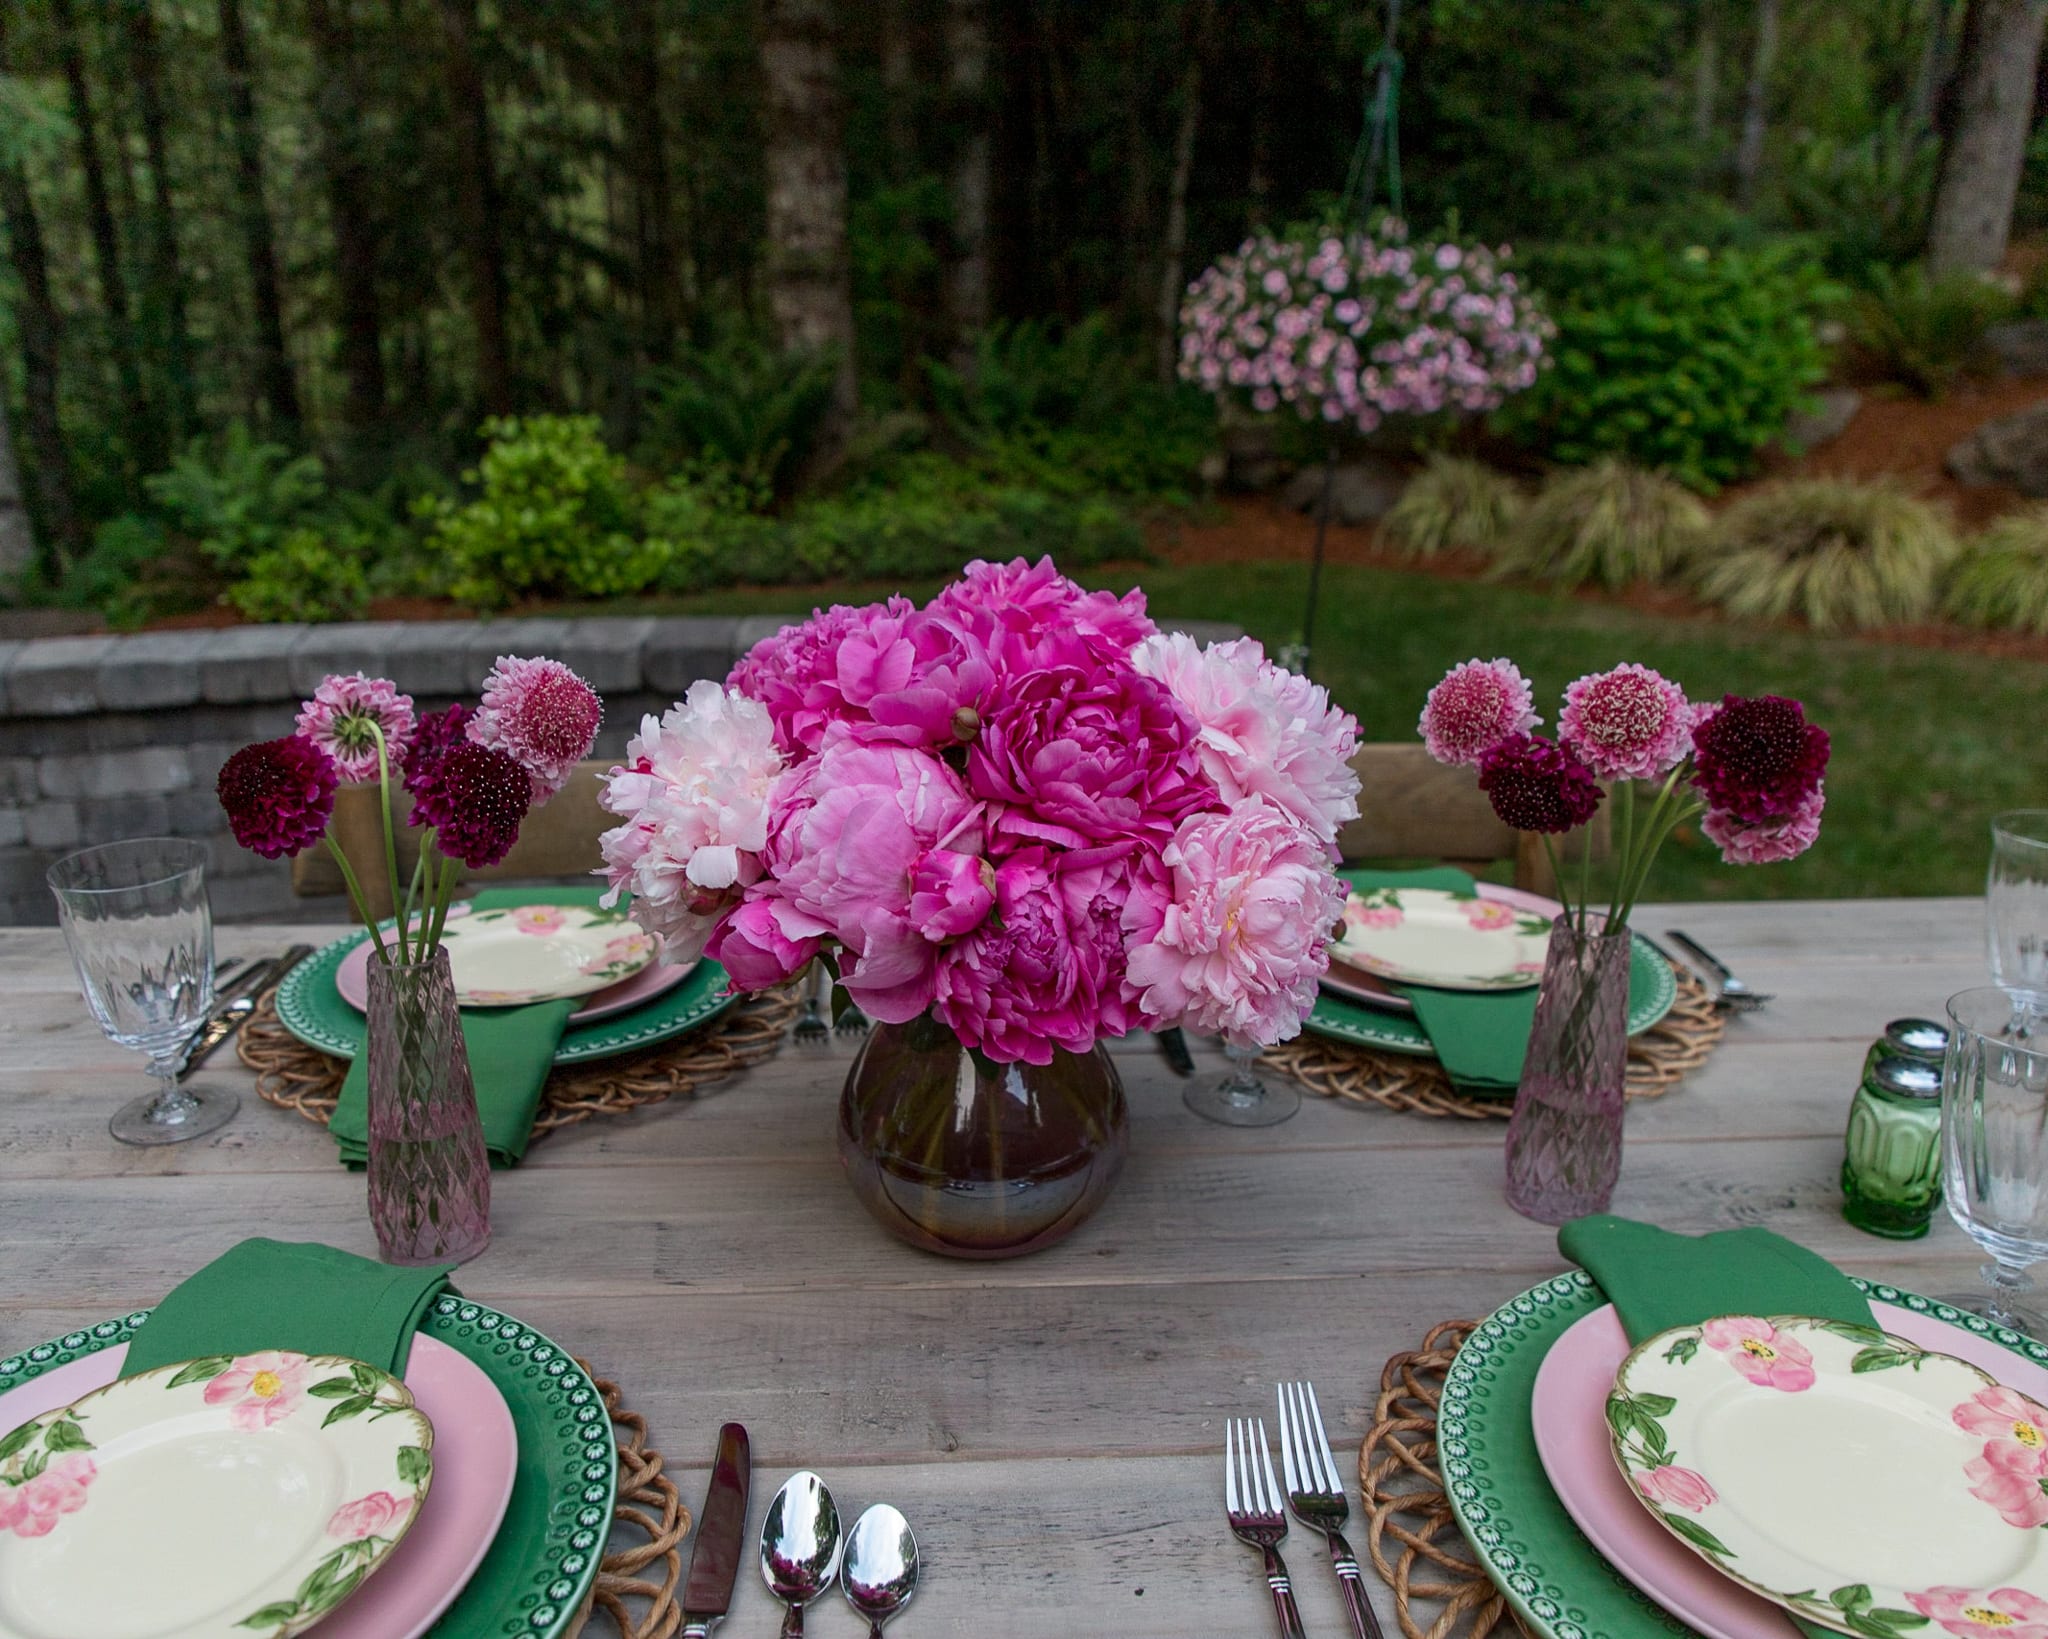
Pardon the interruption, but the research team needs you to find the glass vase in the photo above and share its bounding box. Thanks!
[1504,916,1634,1225]
[365,947,491,1266]
[836,1013,1128,1259]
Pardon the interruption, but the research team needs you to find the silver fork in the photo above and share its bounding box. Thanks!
[1225,1417,1307,1639]
[792,962,831,1044]
[1665,930,1774,1010]
[1279,1381,1384,1639]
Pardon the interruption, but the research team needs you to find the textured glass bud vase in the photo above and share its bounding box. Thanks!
[365,948,491,1265]
[837,1013,1128,1258]
[1503,917,1633,1225]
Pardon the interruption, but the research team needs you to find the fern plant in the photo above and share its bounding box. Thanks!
[1945,506,2048,634]
[1847,265,2013,398]
[144,423,328,572]
[640,332,838,500]
[1381,456,1523,558]
[1492,460,1710,588]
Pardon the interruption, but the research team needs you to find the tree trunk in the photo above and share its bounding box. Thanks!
[620,0,681,367]
[306,0,389,442]
[438,0,514,415]
[1154,50,1202,385]
[944,0,991,365]
[881,0,917,178]
[0,147,79,566]
[1910,0,1957,133]
[125,0,197,440]
[216,0,303,437]
[1928,0,2048,272]
[52,0,156,470]
[0,392,35,581]
[1734,0,1779,207]
[759,0,858,426]
[1691,0,1719,148]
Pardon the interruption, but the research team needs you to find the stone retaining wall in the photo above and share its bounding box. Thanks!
[0,613,1241,924]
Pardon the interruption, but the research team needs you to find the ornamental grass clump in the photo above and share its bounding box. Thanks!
[1697,478,1959,633]
[1945,506,2048,634]
[1492,460,1710,589]
[1381,455,1524,559]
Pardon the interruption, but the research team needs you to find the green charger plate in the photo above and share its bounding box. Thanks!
[0,1295,616,1639]
[275,929,738,1065]
[1437,1271,2048,1639]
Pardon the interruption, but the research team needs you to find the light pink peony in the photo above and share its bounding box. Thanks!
[1966,1436,2048,1528]
[1702,784,1825,865]
[1558,663,1693,781]
[0,1453,96,1539]
[1419,659,1539,767]
[1124,797,1348,1046]
[1698,1317,1816,1392]
[1955,1384,2048,1451]
[1634,1465,1716,1514]
[1131,633,1361,850]
[468,655,603,800]
[328,1490,414,1541]
[202,1350,312,1429]
[908,850,998,941]
[597,681,786,962]
[296,673,417,783]
[1908,1586,2048,1639]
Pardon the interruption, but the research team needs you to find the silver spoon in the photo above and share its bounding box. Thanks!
[842,1503,918,1636]
[760,1470,842,1637]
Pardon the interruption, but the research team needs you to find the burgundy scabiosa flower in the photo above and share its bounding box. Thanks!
[411,742,531,868]
[1558,663,1693,782]
[217,737,339,859]
[1690,694,1829,825]
[1419,658,1539,767]
[402,703,472,801]
[295,673,416,783]
[468,655,603,801]
[1476,733,1604,834]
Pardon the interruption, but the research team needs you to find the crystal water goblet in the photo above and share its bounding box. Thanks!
[1183,1037,1300,1127]
[1940,985,2048,1336]
[1988,812,2048,995]
[48,838,237,1146]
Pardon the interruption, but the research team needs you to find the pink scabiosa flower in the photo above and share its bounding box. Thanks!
[202,1350,313,1430]
[1908,1587,2048,1639]
[1420,659,1539,767]
[1558,664,1693,781]
[1634,1465,1716,1514]
[468,656,603,801]
[1123,797,1349,1046]
[1698,1316,1816,1392]
[1476,734,1603,834]
[410,743,531,869]
[328,1490,414,1542]
[217,737,339,858]
[1702,785,1825,865]
[295,672,416,783]
[1690,695,1830,825]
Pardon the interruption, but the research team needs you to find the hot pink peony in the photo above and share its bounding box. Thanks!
[1698,1317,1816,1392]
[1420,659,1539,767]
[927,556,1155,672]
[468,655,603,801]
[202,1350,313,1430]
[1558,664,1693,781]
[1908,1586,2048,1639]
[0,1453,95,1539]
[909,849,998,941]
[296,672,416,783]
[704,891,826,989]
[1966,1436,2048,1529]
[1702,784,1825,865]
[728,597,924,757]
[1634,1465,1716,1513]
[1131,632,1361,850]
[328,1490,414,1541]
[1124,798,1348,1046]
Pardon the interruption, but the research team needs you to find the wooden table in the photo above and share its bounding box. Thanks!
[0,898,1998,1637]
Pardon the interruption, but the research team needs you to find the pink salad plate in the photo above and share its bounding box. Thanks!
[0,1335,517,1639]
[1531,1300,2048,1639]
[1325,882,1560,1014]
[336,932,694,1025]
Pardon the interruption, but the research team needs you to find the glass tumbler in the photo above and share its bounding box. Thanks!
[1941,986,2048,1335]
[1988,812,2048,993]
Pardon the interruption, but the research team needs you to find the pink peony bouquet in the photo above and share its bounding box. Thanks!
[1420,657,1828,931]
[1179,219,1553,432]
[597,558,1363,1064]
[216,656,603,964]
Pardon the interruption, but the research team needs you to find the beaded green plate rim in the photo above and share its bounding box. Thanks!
[1438,1271,2048,1639]
[0,1296,615,1639]
[275,929,738,1065]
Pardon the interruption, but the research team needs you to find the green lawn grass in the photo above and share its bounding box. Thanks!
[608,560,2048,903]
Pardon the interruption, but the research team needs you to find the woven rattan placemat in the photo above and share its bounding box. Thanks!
[235,982,802,1141]
[575,1370,691,1639]
[1265,970,1726,1120]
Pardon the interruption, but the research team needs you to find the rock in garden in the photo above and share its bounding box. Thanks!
[1781,389,1862,452]
[1280,455,1408,524]
[1985,319,2048,378]
[1948,401,2048,495]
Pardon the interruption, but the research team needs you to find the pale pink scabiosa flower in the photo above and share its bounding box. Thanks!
[1702,784,1825,865]
[468,656,603,801]
[1558,663,1693,781]
[296,672,416,783]
[1124,798,1348,1046]
[1698,1317,1816,1392]
[1420,659,1539,767]
[1131,633,1362,850]
[1908,1586,2048,1639]
[0,1454,95,1539]
[1634,1465,1716,1514]
[202,1350,313,1429]
[328,1490,414,1542]
[597,681,786,963]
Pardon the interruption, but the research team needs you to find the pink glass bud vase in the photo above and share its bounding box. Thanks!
[1503,916,1633,1225]
[365,947,491,1265]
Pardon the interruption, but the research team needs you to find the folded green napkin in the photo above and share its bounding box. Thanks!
[328,885,603,1168]
[1340,867,1537,1092]
[1560,1213,1873,1639]
[120,1238,453,1379]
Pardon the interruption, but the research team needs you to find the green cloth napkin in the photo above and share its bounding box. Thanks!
[120,1238,452,1379]
[1559,1213,1873,1639]
[329,885,603,1168]
[1341,867,1537,1092]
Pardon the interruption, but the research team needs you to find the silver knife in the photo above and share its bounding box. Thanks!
[681,1422,751,1638]
[176,945,313,1079]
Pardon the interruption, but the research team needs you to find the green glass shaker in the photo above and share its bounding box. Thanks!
[1840,1018,1948,1239]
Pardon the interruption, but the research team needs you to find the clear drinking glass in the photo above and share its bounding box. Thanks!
[48,838,237,1146]
[1183,1037,1301,1127]
[1988,812,2048,992]
[1940,986,2048,1336]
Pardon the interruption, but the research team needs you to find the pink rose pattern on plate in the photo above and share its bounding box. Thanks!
[328,1489,414,1540]
[1956,1383,2048,1529]
[1908,1587,2048,1639]
[0,1452,96,1539]
[203,1349,313,1429]
[1634,1464,1716,1513]
[510,905,568,935]
[1698,1316,1818,1392]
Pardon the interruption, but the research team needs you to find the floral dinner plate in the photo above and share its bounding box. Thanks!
[1334,886,1552,991]
[436,904,656,1007]
[1610,1315,2048,1637]
[0,1353,432,1639]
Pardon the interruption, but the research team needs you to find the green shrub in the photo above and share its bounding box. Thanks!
[58,514,203,627]
[1381,456,1524,559]
[1779,111,1938,280]
[1847,264,2014,398]
[1498,241,1834,492]
[1945,506,2048,633]
[641,467,789,594]
[144,423,328,572]
[426,416,661,607]
[1492,460,1710,588]
[1698,479,1959,632]
[639,333,837,500]
[225,527,370,624]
